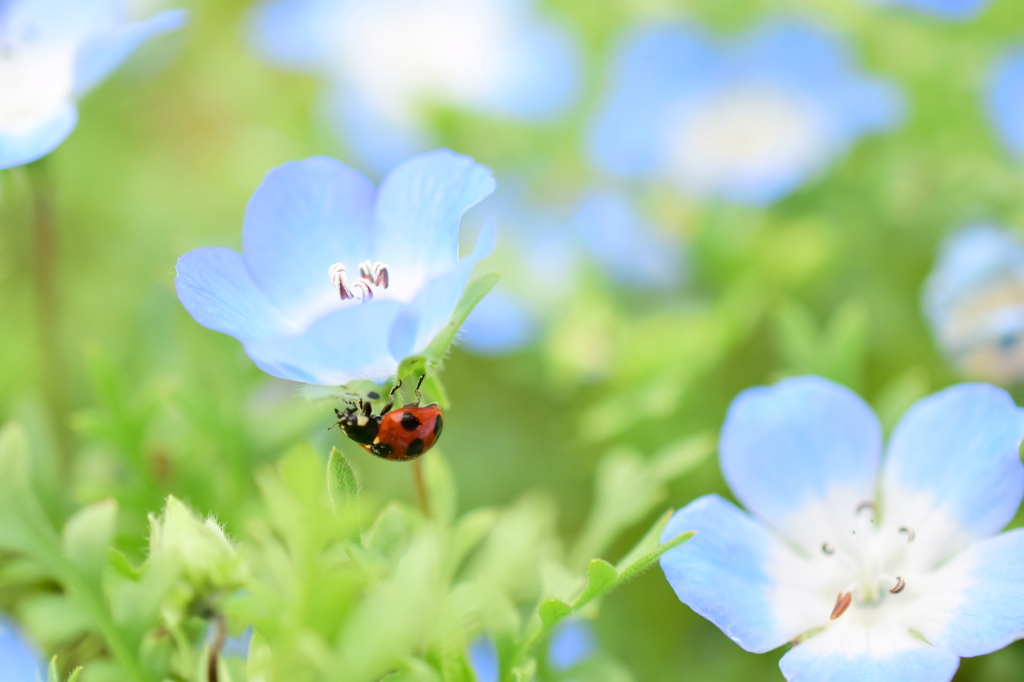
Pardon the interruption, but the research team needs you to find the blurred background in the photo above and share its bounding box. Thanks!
[4,0,1024,680]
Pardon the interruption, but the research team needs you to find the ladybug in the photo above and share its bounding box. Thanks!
[333,375,443,462]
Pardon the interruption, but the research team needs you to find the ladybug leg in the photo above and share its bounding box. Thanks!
[412,374,426,407]
[361,400,373,417]
[381,379,402,415]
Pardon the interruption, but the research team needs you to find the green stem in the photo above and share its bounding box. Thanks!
[28,160,72,480]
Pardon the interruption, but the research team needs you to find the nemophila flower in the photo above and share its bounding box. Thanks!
[175,149,496,385]
[468,620,596,681]
[869,0,990,20]
[923,225,1024,384]
[0,0,186,169]
[987,48,1024,159]
[248,0,580,171]
[458,187,683,355]
[588,22,903,206]
[0,615,43,682]
[660,376,1024,681]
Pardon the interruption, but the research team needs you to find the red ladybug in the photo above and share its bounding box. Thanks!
[334,376,443,462]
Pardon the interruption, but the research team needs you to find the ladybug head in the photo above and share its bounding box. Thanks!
[334,399,380,445]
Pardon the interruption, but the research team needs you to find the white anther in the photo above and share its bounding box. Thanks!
[352,279,373,302]
[359,260,390,289]
[329,263,356,300]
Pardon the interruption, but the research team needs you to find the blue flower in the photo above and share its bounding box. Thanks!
[0,0,186,170]
[987,47,1024,158]
[872,0,990,20]
[175,150,496,385]
[468,620,595,681]
[660,376,1024,681]
[248,0,580,172]
[587,21,903,206]
[923,225,1024,384]
[0,615,44,682]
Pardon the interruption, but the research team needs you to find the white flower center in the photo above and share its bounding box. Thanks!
[328,261,390,303]
[332,0,511,122]
[820,502,914,620]
[0,29,76,133]
[664,85,830,194]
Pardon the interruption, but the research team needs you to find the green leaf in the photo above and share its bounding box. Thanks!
[574,559,618,608]
[327,448,360,512]
[423,451,456,526]
[0,421,31,492]
[511,658,536,682]
[616,532,695,585]
[423,272,500,361]
[247,631,272,682]
[62,499,117,583]
[537,599,571,629]
[48,657,82,682]
[366,502,410,558]
[450,508,497,572]
[614,510,673,573]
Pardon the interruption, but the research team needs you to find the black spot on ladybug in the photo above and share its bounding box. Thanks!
[433,414,443,437]
[368,391,380,400]
[400,411,421,431]
[370,442,394,458]
[407,438,425,457]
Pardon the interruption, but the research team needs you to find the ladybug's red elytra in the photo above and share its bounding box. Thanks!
[333,375,443,462]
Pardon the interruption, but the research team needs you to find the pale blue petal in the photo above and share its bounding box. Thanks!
[548,620,596,671]
[72,9,188,96]
[0,103,77,170]
[659,495,810,653]
[468,636,499,682]
[326,86,427,174]
[779,623,960,682]
[175,247,296,344]
[587,26,717,177]
[373,150,496,288]
[458,288,536,356]
[387,220,496,360]
[247,0,336,71]
[242,157,376,319]
[719,376,881,543]
[885,0,990,20]
[988,48,1024,158]
[923,225,1024,333]
[572,191,683,290]
[0,615,44,682]
[882,383,1024,541]
[0,0,119,46]
[245,301,405,385]
[919,528,1024,657]
[478,21,580,119]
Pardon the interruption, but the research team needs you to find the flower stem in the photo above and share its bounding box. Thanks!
[28,160,72,480]
[412,458,429,515]
[207,612,226,682]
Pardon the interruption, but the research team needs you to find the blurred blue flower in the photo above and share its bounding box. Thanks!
[547,619,596,671]
[588,21,903,206]
[987,48,1024,158]
[457,186,683,355]
[0,0,186,169]
[572,191,683,290]
[175,149,496,385]
[248,0,580,172]
[0,615,44,682]
[468,620,595,681]
[923,225,1024,383]
[873,0,990,20]
[661,376,1024,681]
[468,636,499,682]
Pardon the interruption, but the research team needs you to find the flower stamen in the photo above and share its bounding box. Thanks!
[821,542,835,555]
[329,264,356,300]
[899,527,915,542]
[890,576,906,594]
[359,260,390,288]
[830,592,852,620]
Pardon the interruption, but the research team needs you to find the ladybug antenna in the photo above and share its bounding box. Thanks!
[381,379,402,416]
[362,400,373,417]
